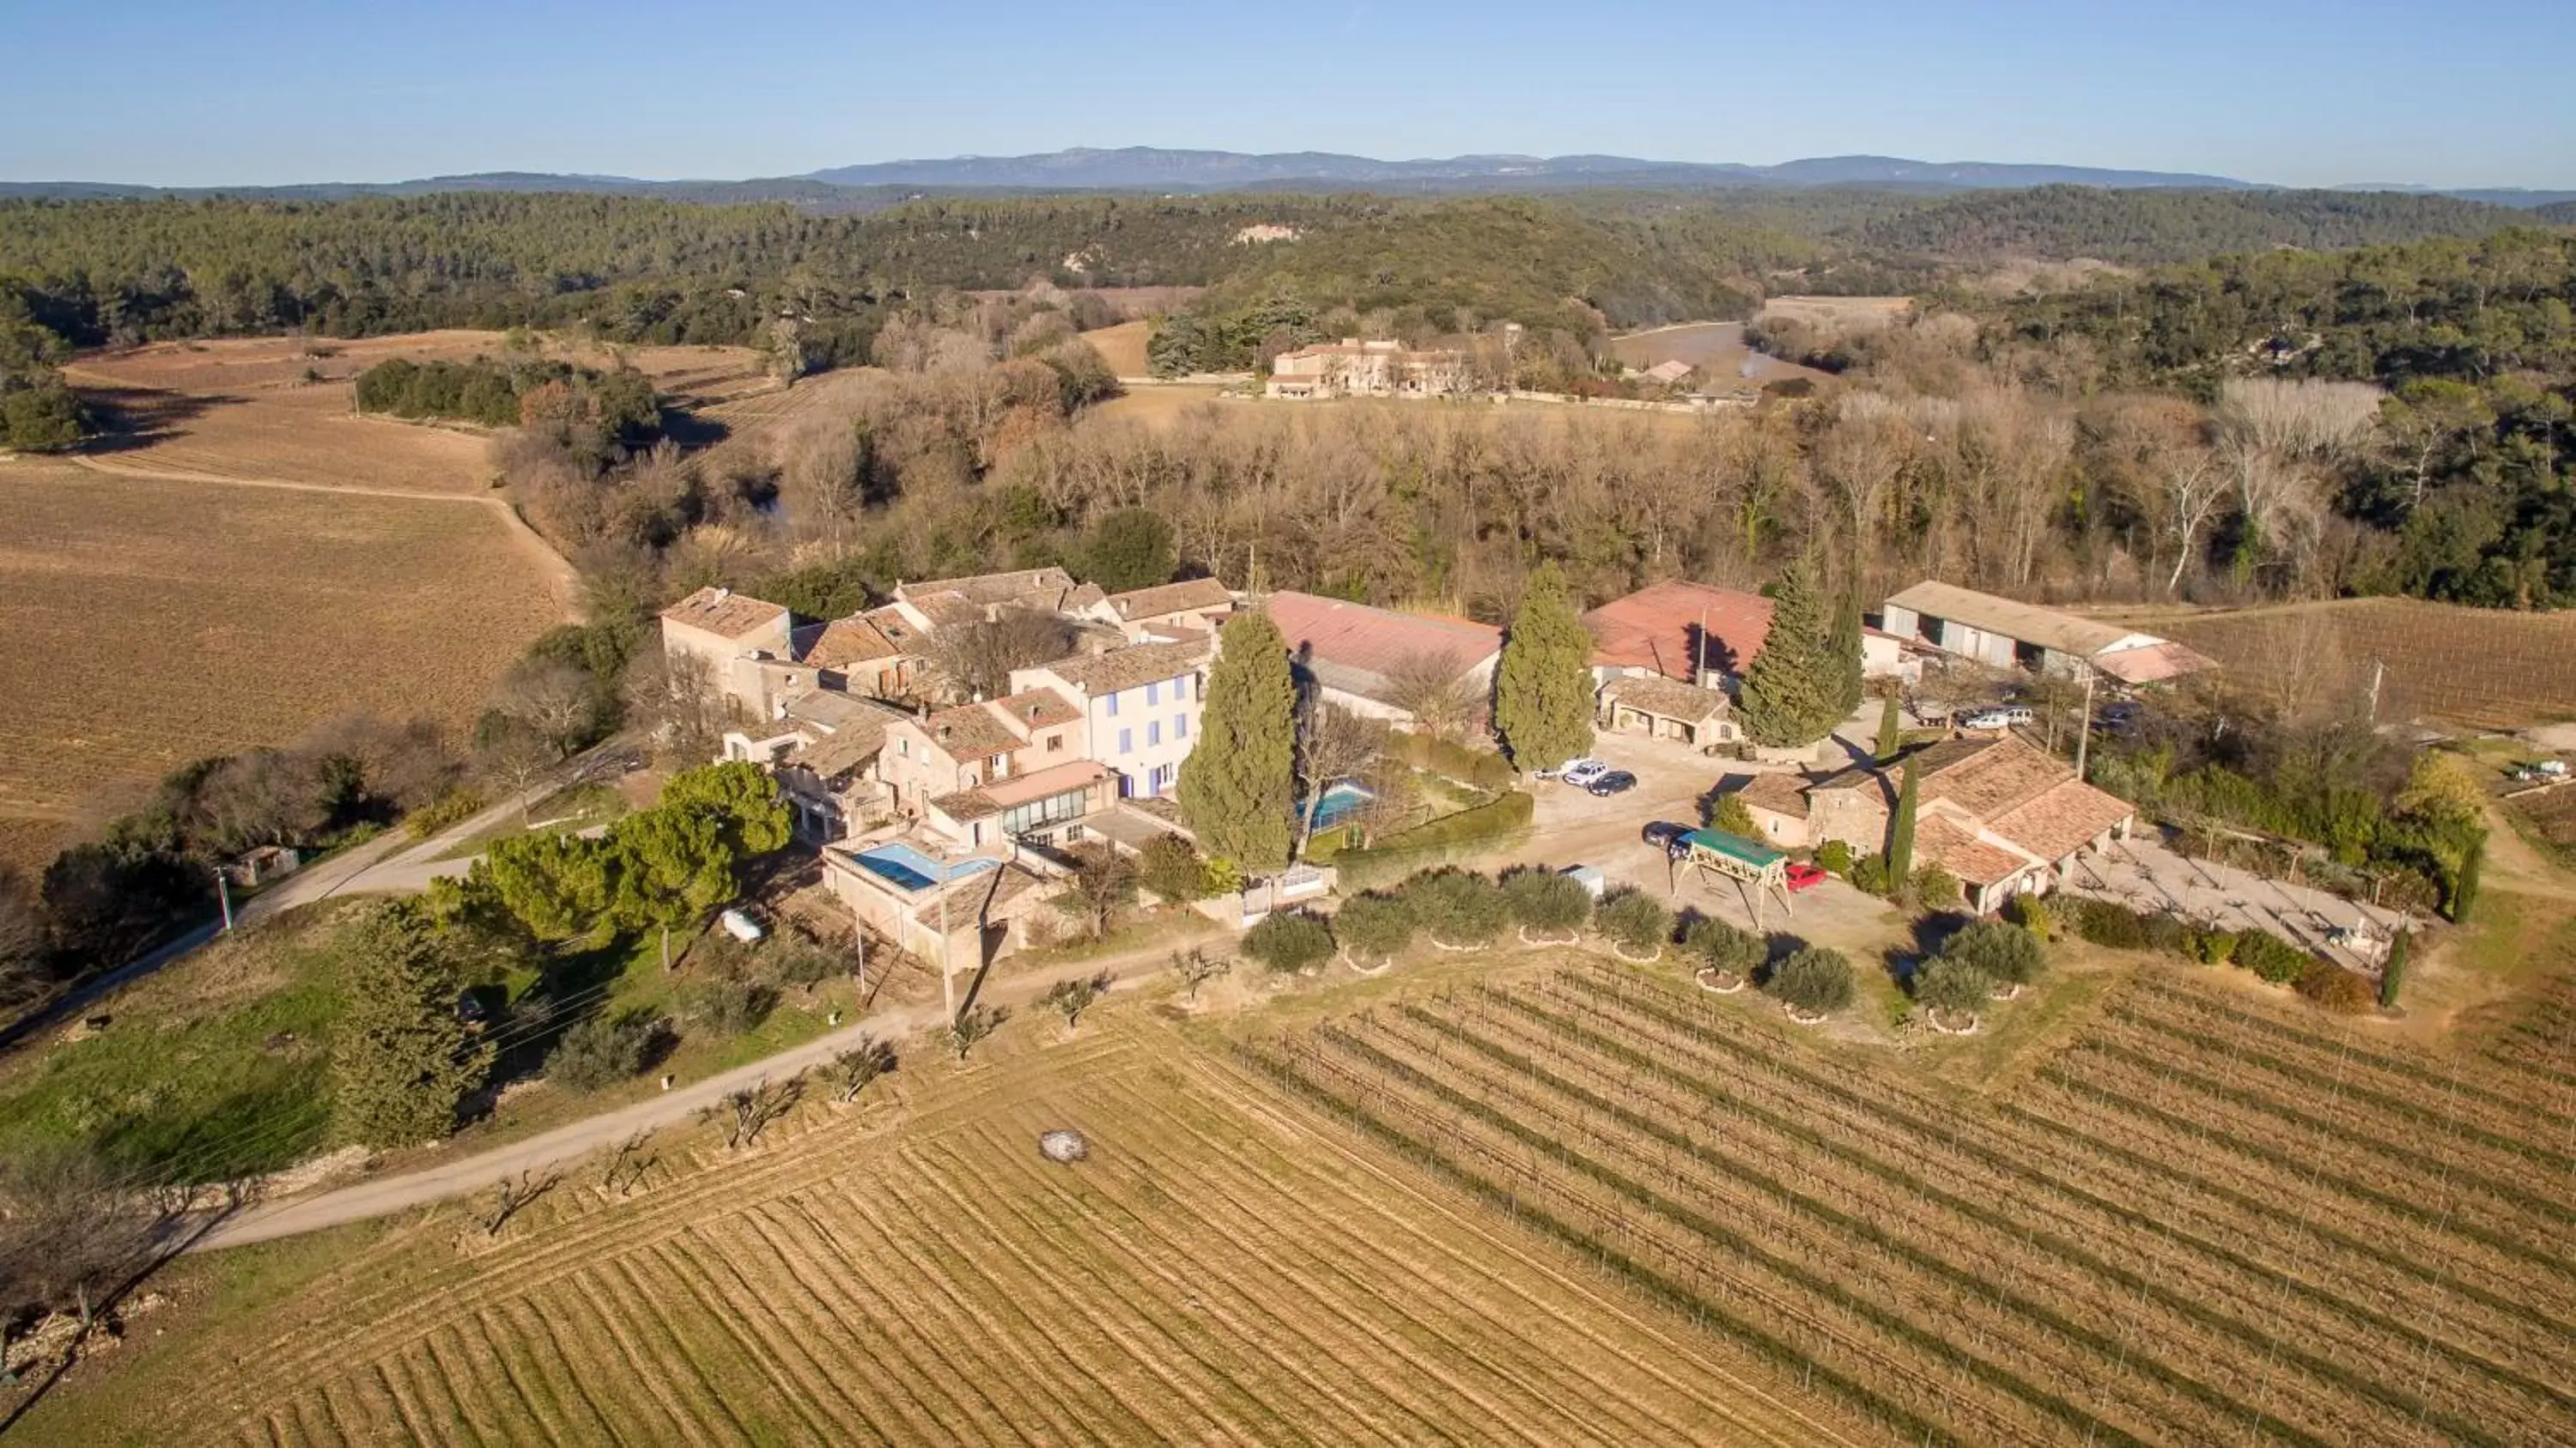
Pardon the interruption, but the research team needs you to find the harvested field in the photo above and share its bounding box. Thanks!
[1261,957,2576,1448]
[1088,381,1232,428]
[63,333,769,496]
[2109,597,2576,728]
[39,1017,1868,1447]
[1082,318,1151,376]
[1754,295,1914,329]
[0,460,562,830]
[1607,321,1832,387]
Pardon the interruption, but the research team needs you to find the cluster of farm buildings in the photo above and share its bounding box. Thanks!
[665,566,2211,967]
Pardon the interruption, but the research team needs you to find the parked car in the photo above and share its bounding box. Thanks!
[1552,757,1611,787]
[1642,820,1692,856]
[1784,862,1828,892]
[1583,770,1637,797]
[1959,706,2035,730]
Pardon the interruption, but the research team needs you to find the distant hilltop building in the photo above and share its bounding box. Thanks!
[1266,339,1469,400]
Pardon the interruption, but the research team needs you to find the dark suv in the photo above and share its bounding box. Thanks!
[1583,770,1637,797]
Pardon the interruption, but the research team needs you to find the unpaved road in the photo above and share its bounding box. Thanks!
[192,940,1189,1250]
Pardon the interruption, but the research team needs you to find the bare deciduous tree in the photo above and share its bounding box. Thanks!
[920,606,1079,703]
[1382,653,1480,745]
[1037,971,1111,1032]
[825,1036,897,1103]
[479,1168,560,1238]
[1168,946,1230,1001]
[705,1076,805,1150]
[491,658,598,758]
[1294,699,1386,859]
[595,1132,657,1201]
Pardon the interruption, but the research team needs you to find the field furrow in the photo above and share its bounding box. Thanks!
[641,1237,848,1445]
[726,1202,951,1445]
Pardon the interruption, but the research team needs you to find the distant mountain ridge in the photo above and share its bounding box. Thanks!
[4,149,2570,208]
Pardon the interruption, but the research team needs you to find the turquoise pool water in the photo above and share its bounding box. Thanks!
[1305,780,1376,830]
[853,842,998,892]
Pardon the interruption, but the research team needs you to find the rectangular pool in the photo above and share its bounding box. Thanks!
[852,842,998,892]
[1305,780,1376,830]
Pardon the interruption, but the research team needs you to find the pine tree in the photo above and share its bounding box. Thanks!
[331,900,489,1147]
[1737,559,1838,747]
[1178,609,1297,871]
[608,806,738,970]
[1492,563,1597,772]
[1887,764,1918,882]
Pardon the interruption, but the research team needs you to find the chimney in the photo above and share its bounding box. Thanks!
[714,587,730,601]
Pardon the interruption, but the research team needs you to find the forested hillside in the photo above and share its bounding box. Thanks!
[1993,229,2576,605]
[1865,186,2544,264]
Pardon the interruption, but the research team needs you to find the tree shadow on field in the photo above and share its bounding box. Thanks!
[73,386,234,454]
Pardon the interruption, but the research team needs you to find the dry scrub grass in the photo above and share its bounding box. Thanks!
[0,461,559,827]
[23,1013,1862,1447]
[1754,295,1915,327]
[1608,320,1833,386]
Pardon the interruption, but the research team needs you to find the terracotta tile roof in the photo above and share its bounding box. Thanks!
[980,759,1108,808]
[1035,642,1208,697]
[988,688,1082,733]
[1265,592,1501,703]
[1582,580,1774,682]
[791,698,911,778]
[1601,673,1732,723]
[1107,577,1231,621]
[861,605,924,650]
[907,591,989,630]
[897,567,1079,609]
[659,586,788,640]
[795,615,901,667]
[928,788,1003,823]
[1914,816,2032,887]
[1917,734,2072,818]
[1990,778,2136,862]
[1735,773,1812,818]
[917,703,1022,759]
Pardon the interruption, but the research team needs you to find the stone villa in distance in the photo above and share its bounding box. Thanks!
[1265,339,1470,400]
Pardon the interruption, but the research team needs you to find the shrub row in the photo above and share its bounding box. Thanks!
[2065,896,2374,1013]
[1385,731,1517,792]
[1330,790,1535,885]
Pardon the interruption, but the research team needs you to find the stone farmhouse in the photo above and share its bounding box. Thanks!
[1265,339,1471,400]
[1734,732,2136,915]
[1263,591,1502,727]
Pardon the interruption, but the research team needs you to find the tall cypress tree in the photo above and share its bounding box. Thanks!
[331,900,490,1147]
[1875,691,1904,764]
[1493,562,1598,772]
[1179,609,1297,871]
[1829,587,1866,718]
[1886,764,1918,883]
[1738,559,1838,747]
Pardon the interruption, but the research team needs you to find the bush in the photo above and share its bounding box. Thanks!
[1939,919,2048,988]
[1913,957,1994,1020]
[1334,891,1416,962]
[1405,867,1505,946]
[1594,890,1673,957]
[759,936,843,989]
[1388,732,1516,791]
[547,1008,668,1092]
[2002,892,2053,940]
[404,787,485,840]
[1685,916,1765,978]
[1501,868,1593,935]
[1766,946,1854,1016]
[1848,854,1892,897]
[2072,897,2150,951]
[2233,929,2312,985]
[1137,833,1209,903]
[684,976,779,1035]
[1376,790,1535,850]
[1911,864,1960,910]
[2190,928,2239,964]
[2138,911,2190,956]
[2296,958,2377,1013]
[1708,791,1758,838]
[1244,910,1335,974]
[1814,839,1854,876]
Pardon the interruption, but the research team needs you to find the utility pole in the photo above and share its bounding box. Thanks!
[2074,666,2098,782]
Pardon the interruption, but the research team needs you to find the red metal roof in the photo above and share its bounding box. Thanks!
[1582,580,1774,682]
[1262,592,1501,688]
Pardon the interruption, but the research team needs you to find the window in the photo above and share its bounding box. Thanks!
[896,738,908,756]
[1046,733,1063,753]
[1106,692,1120,717]
[1000,787,1088,837]
[1148,721,1161,746]
[1174,715,1188,739]
[1119,727,1133,754]
[1146,680,1159,706]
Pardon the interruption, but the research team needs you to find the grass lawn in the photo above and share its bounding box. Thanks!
[0,903,365,1183]
[434,782,628,860]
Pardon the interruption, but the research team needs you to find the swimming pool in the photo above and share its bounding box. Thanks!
[851,841,999,892]
[1304,780,1376,830]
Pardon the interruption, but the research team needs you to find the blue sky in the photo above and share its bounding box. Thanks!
[4,0,2570,187]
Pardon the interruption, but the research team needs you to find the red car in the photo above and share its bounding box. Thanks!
[1784,862,1828,892]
